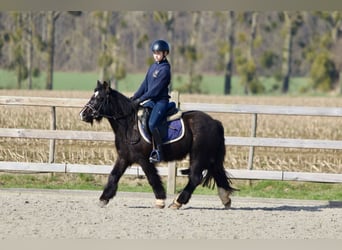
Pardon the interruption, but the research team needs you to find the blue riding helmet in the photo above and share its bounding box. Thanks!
[151,40,170,54]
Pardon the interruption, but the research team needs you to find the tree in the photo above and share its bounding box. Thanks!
[130,12,147,67]
[259,12,282,83]
[1,11,342,95]
[45,11,82,90]
[317,11,342,93]
[6,12,27,89]
[153,11,175,89]
[0,35,3,59]
[280,11,303,94]
[93,11,126,90]
[45,11,60,90]
[235,11,263,95]
[176,11,203,94]
[302,11,341,93]
[23,12,34,89]
[215,11,237,95]
[223,11,235,95]
[3,12,45,89]
[305,33,339,92]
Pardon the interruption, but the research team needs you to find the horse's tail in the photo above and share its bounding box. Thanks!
[201,120,238,192]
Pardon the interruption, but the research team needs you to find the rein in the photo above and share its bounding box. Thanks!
[86,97,140,145]
[102,110,133,121]
[85,99,133,121]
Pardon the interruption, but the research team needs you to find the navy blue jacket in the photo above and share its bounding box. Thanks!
[133,58,171,103]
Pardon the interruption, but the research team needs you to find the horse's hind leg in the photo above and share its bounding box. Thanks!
[169,164,203,209]
[213,166,234,209]
[218,187,232,208]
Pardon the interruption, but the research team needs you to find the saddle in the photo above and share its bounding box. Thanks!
[137,101,185,144]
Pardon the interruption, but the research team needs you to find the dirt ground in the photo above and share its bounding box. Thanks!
[0,188,341,239]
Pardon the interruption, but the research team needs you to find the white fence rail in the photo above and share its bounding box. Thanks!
[1,96,342,193]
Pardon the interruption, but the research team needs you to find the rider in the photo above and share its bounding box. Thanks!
[131,39,171,163]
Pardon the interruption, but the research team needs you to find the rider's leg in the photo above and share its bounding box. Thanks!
[148,100,168,163]
[150,128,163,163]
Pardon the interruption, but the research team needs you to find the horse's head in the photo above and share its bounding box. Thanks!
[79,80,112,124]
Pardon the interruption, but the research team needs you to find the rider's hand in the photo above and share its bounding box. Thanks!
[132,99,141,109]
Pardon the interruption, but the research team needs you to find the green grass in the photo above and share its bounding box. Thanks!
[0,173,341,201]
[0,69,312,95]
[233,180,342,201]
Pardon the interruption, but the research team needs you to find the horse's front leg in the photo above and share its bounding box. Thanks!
[99,158,128,207]
[140,160,167,208]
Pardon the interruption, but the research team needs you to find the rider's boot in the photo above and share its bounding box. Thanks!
[149,128,164,163]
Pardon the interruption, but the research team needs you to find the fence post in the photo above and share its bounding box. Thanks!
[167,161,176,194]
[166,91,180,194]
[247,113,257,185]
[49,106,56,163]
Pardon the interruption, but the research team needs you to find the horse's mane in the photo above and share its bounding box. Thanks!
[108,88,136,123]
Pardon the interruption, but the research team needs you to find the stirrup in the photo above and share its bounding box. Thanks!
[149,149,162,163]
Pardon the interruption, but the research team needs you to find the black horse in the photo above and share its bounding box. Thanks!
[80,80,237,209]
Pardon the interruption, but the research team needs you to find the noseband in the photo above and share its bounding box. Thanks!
[80,91,140,145]
[83,103,101,118]
[80,100,105,120]
[81,95,133,121]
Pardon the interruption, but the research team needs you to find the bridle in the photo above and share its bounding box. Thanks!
[82,95,133,122]
[80,93,140,144]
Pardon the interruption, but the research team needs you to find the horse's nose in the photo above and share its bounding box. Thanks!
[79,112,85,121]
[79,107,87,121]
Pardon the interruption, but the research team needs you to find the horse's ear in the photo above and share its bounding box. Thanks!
[103,81,111,92]
[97,80,102,87]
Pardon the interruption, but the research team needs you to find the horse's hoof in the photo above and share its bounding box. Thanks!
[218,188,232,209]
[168,200,182,209]
[98,199,109,208]
[223,199,232,209]
[155,204,165,209]
[155,199,165,209]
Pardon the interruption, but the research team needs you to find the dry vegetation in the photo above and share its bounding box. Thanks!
[1,89,342,175]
